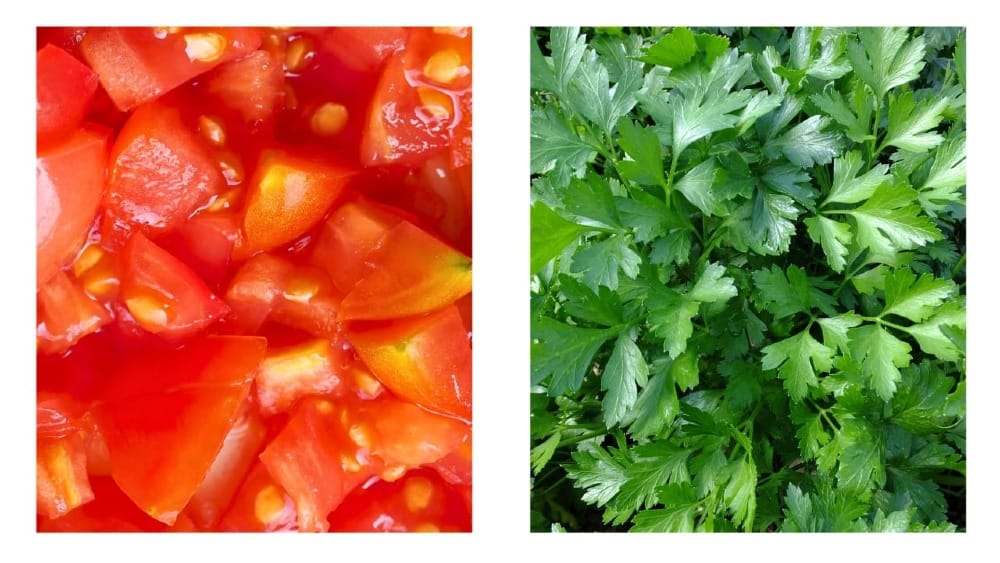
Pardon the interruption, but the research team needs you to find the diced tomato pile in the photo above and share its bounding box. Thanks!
[35,26,472,532]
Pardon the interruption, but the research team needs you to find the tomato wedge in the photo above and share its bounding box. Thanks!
[346,304,471,421]
[103,102,224,245]
[90,336,266,525]
[203,49,285,124]
[81,27,262,111]
[120,233,229,339]
[37,126,109,284]
[37,270,111,355]
[338,220,472,321]
[236,149,357,258]
[36,44,100,147]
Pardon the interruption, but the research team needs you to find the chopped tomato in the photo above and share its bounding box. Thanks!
[120,233,230,339]
[36,126,109,284]
[259,397,381,532]
[346,304,472,421]
[338,221,472,321]
[327,468,471,532]
[235,149,357,259]
[36,44,99,147]
[217,462,298,532]
[361,28,471,167]
[81,27,262,111]
[310,196,409,295]
[318,28,409,73]
[103,102,225,245]
[185,405,267,528]
[37,270,111,355]
[203,49,285,124]
[254,338,349,416]
[90,336,266,525]
[36,26,471,534]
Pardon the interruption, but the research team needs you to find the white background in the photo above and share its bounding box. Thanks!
[3,1,993,560]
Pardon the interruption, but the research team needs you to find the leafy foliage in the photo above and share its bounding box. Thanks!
[530,26,965,533]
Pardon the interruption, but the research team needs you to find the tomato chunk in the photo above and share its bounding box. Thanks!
[346,304,472,421]
[36,126,109,284]
[254,339,349,416]
[103,102,224,245]
[236,150,357,258]
[37,270,111,355]
[81,27,262,111]
[203,49,285,124]
[120,233,230,339]
[327,468,471,532]
[218,462,298,532]
[36,44,99,146]
[36,394,94,520]
[319,28,409,73]
[338,221,472,321]
[90,336,266,525]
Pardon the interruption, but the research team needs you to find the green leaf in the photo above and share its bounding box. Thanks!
[891,361,961,434]
[883,91,949,153]
[626,364,680,438]
[880,268,956,323]
[640,27,697,68]
[689,261,738,303]
[530,430,562,475]
[847,27,926,98]
[650,230,692,267]
[630,483,699,532]
[557,274,623,327]
[616,189,668,243]
[530,202,591,274]
[602,332,650,428]
[805,215,853,272]
[570,235,641,291]
[723,456,757,530]
[531,317,617,395]
[753,264,836,319]
[816,313,863,354]
[530,105,597,187]
[918,136,966,216]
[761,330,835,402]
[903,301,966,362]
[610,442,691,524]
[824,150,891,205]
[616,118,666,187]
[676,158,724,216]
[766,115,840,167]
[811,87,874,143]
[566,445,628,507]
[647,288,699,359]
[848,324,912,401]
[561,173,622,229]
[749,189,799,255]
[836,418,886,495]
[549,26,587,97]
[840,181,942,257]
[670,351,699,392]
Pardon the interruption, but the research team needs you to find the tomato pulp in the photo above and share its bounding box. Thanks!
[35,27,472,532]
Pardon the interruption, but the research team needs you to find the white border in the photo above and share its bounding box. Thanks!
[2,1,992,560]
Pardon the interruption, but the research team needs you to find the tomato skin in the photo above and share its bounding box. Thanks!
[346,304,472,421]
[37,270,111,355]
[236,149,357,259]
[90,336,266,525]
[338,220,472,321]
[259,397,381,532]
[120,233,230,339]
[81,27,262,111]
[103,102,224,245]
[204,49,285,124]
[319,28,409,73]
[327,468,471,532]
[36,44,99,147]
[36,126,109,285]
[310,196,407,295]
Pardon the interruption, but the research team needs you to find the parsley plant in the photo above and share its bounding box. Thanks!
[530,27,966,533]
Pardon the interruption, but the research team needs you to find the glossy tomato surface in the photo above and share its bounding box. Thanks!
[35,26,472,533]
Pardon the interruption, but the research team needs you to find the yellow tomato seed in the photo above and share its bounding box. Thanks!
[403,476,435,512]
[198,115,227,147]
[310,102,349,137]
[184,33,226,63]
[254,485,286,523]
[423,49,462,84]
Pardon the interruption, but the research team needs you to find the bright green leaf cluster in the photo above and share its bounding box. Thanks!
[530,26,965,533]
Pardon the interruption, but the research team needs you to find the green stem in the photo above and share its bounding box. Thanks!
[868,96,883,166]
[951,253,966,279]
[557,430,606,448]
[665,151,680,205]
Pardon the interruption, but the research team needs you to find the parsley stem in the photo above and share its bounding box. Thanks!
[557,430,607,448]
[665,152,680,205]
[951,253,966,279]
[868,96,883,166]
